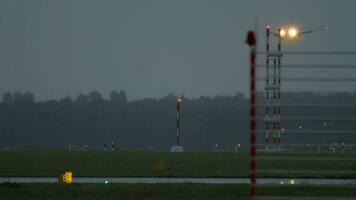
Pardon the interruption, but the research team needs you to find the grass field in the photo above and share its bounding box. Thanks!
[0,183,355,200]
[0,150,355,178]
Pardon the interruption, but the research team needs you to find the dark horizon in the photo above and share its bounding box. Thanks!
[0,91,355,149]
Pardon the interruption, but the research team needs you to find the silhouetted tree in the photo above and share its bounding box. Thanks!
[2,92,13,104]
[88,91,103,103]
[13,92,34,103]
[110,90,127,103]
[0,90,355,149]
[75,94,89,104]
[59,96,73,104]
[110,90,119,102]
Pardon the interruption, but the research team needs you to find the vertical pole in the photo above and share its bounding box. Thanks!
[277,28,282,149]
[246,30,257,199]
[265,26,270,150]
[176,97,181,146]
[272,30,277,149]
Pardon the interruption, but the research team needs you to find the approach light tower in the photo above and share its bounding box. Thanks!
[171,97,184,152]
[264,25,328,151]
[264,26,282,151]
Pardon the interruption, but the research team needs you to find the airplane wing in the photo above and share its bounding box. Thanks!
[300,27,329,35]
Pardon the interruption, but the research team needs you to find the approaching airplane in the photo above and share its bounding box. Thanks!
[278,25,329,39]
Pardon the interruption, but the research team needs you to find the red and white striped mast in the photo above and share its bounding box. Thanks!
[277,28,282,150]
[272,28,278,149]
[265,25,271,150]
[246,30,257,199]
[171,96,184,152]
[176,97,182,146]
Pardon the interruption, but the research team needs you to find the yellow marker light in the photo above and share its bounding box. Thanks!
[63,171,73,183]
[288,27,298,38]
[279,29,286,37]
[58,171,73,184]
[290,179,295,185]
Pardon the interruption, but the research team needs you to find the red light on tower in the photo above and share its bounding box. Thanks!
[246,31,256,47]
[176,97,182,104]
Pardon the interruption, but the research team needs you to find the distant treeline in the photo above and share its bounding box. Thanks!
[0,91,355,149]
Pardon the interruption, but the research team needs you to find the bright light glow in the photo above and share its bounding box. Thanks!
[288,27,298,38]
[289,179,295,185]
[279,29,286,37]
[177,98,182,103]
[105,180,109,184]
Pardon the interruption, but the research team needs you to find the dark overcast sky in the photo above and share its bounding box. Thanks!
[0,0,355,101]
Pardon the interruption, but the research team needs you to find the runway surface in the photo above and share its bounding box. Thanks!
[1,177,356,185]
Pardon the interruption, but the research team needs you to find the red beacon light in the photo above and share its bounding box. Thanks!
[246,31,256,47]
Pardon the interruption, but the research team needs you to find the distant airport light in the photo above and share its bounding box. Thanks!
[234,143,241,153]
